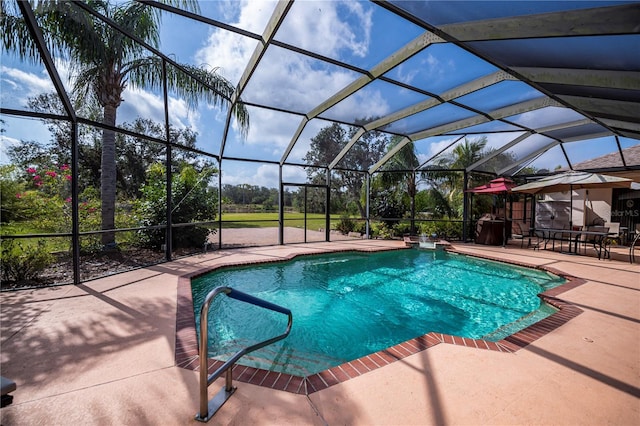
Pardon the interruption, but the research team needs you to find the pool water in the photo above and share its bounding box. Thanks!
[191,249,564,376]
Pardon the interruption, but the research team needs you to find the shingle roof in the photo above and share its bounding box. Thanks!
[565,145,640,181]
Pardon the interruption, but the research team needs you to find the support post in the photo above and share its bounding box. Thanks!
[462,171,469,242]
[366,173,370,239]
[469,193,474,243]
[218,159,223,249]
[71,121,80,284]
[163,60,172,260]
[279,165,284,245]
[325,168,331,242]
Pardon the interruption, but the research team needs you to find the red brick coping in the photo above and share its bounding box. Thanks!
[175,247,585,395]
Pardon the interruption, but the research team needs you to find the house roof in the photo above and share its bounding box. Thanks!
[561,145,640,182]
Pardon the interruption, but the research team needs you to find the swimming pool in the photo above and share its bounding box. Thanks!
[191,249,564,376]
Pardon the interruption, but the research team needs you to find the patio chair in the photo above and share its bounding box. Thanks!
[512,221,540,248]
[630,224,640,264]
[583,226,609,258]
[604,222,621,244]
[532,228,546,250]
[512,221,527,247]
[552,224,573,253]
[600,222,621,259]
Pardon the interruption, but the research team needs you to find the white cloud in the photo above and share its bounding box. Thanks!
[0,66,54,101]
[194,1,274,84]
[119,87,200,131]
[483,132,523,151]
[427,137,460,158]
[395,52,444,87]
[235,0,279,33]
[394,63,420,86]
[195,1,383,161]
[416,152,430,166]
[277,1,372,58]
[0,61,204,135]
[245,107,301,148]
[241,45,365,112]
[221,163,305,188]
[513,106,584,130]
[1,79,19,91]
[0,134,21,165]
[286,120,328,163]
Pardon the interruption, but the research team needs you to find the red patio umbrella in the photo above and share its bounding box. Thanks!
[467,177,516,194]
[467,177,516,246]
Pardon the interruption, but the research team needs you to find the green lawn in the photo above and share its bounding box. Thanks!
[1,213,363,253]
[220,212,351,230]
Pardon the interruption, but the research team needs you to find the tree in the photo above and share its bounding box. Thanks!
[1,0,249,248]
[374,136,420,233]
[135,163,218,250]
[430,137,488,217]
[6,95,202,201]
[303,121,388,217]
[116,118,200,198]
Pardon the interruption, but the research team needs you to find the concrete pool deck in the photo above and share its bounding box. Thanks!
[1,237,638,425]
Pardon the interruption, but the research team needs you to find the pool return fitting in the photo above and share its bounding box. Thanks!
[195,286,293,422]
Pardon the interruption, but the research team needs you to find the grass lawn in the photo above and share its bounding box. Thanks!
[220,212,354,230]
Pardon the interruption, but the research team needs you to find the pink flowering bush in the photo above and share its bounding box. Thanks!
[25,164,71,198]
[5,162,140,257]
[4,164,76,233]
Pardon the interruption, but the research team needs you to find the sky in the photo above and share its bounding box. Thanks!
[1,0,636,188]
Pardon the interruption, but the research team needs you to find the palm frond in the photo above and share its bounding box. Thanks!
[111,2,160,55]
[71,64,105,108]
[1,0,57,63]
[126,58,249,138]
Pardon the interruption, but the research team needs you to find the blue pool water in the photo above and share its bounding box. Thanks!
[191,249,564,376]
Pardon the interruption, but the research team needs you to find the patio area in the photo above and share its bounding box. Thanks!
[1,237,638,425]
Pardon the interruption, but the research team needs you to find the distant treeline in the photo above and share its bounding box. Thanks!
[222,184,294,208]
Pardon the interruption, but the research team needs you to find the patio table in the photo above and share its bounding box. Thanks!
[535,228,611,259]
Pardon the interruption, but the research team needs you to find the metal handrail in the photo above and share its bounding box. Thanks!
[195,286,292,422]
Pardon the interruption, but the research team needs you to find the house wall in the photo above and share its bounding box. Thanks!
[535,199,571,229]
[534,188,612,228]
[582,188,612,226]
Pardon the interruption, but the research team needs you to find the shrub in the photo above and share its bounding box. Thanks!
[370,221,394,239]
[335,215,356,234]
[2,164,74,233]
[353,220,367,234]
[418,220,463,240]
[1,239,54,283]
[135,163,217,249]
[393,222,412,236]
[0,165,29,223]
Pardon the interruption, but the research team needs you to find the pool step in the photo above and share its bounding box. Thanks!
[212,340,345,376]
[481,304,557,341]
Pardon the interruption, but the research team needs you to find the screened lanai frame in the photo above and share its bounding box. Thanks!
[1,0,638,285]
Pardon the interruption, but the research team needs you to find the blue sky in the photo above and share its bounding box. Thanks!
[1,0,635,188]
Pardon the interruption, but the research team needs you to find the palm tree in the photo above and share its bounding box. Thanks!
[2,0,249,248]
[432,137,487,216]
[376,136,420,234]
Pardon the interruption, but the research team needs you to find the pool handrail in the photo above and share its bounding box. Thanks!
[195,286,293,422]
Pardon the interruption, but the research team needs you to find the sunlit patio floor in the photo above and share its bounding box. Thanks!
[1,236,638,425]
